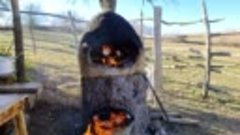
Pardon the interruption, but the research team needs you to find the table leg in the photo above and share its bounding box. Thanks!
[15,111,28,135]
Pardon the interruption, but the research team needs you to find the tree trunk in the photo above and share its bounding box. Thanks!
[99,0,117,12]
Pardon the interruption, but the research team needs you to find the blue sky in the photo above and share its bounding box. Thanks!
[15,0,240,34]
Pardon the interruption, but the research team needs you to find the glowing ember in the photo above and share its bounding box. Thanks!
[101,45,121,67]
[84,111,130,135]
[102,45,112,56]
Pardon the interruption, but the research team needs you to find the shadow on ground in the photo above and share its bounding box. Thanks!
[167,104,240,135]
[28,100,83,135]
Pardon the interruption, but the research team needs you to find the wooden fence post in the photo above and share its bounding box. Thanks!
[28,13,37,54]
[11,0,25,82]
[153,6,163,91]
[68,11,78,49]
[140,9,144,41]
[202,0,212,98]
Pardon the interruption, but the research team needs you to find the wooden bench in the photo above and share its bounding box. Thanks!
[0,82,42,134]
[0,82,42,94]
[0,94,28,135]
[0,82,43,108]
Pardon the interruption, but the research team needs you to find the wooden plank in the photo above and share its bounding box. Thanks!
[15,110,28,135]
[0,94,28,135]
[188,55,204,60]
[0,100,24,126]
[0,95,26,126]
[0,95,27,113]
[167,117,199,126]
[211,65,224,69]
[0,82,42,94]
[211,52,231,57]
[11,0,25,82]
[0,26,13,31]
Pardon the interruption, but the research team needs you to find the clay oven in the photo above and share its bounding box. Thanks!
[79,11,151,135]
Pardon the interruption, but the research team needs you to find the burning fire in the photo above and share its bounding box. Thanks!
[84,111,129,135]
[101,45,121,67]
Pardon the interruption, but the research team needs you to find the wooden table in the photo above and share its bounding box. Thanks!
[0,94,28,135]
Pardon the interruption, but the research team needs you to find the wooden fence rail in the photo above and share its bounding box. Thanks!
[0,7,88,23]
[131,18,224,26]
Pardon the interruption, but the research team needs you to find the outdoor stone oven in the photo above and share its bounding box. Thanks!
[79,11,151,135]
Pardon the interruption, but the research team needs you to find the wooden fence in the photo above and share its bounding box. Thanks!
[136,0,225,98]
[0,0,228,98]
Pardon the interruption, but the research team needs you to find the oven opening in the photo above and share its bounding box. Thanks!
[90,44,140,68]
[84,108,134,135]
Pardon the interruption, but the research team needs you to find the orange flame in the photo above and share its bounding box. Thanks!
[101,45,121,67]
[84,112,128,135]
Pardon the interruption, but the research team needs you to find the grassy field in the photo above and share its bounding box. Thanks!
[146,34,240,135]
[0,30,240,135]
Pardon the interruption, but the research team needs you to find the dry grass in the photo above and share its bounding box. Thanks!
[144,34,240,135]
[1,30,240,135]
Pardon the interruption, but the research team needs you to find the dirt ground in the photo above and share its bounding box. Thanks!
[26,68,216,135]
[26,68,84,135]
[28,100,83,135]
